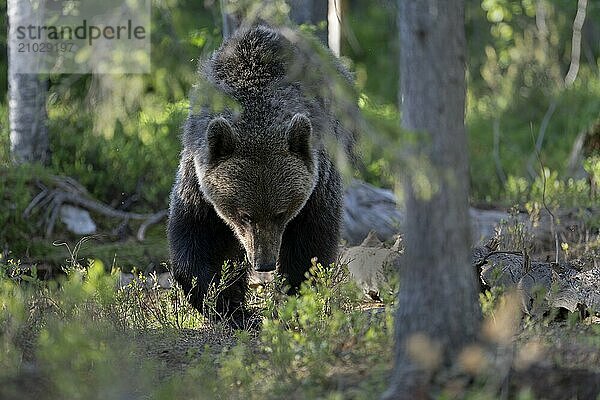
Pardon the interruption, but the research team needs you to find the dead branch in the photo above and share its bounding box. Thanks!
[137,210,169,241]
[24,175,168,240]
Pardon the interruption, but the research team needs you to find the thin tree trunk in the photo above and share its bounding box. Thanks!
[8,0,49,164]
[565,0,588,87]
[220,0,241,39]
[327,0,342,56]
[383,1,480,398]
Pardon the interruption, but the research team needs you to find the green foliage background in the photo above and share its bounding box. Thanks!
[0,2,599,398]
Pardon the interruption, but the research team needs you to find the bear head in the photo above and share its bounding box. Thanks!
[194,113,319,272]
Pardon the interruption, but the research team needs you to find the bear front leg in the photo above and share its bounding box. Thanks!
[278,164,343,290]
[167,197,247,319]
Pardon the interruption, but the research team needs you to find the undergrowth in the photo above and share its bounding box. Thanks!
[1,199,599,399]
[0,248,395,400]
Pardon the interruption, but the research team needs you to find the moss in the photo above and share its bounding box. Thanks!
[0,164,53,256]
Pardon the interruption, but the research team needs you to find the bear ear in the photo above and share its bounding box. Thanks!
[287,114,312,160]
[206,117,236,162]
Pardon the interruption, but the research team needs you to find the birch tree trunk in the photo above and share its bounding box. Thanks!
[7,0,49,164]
[383,1,480,397]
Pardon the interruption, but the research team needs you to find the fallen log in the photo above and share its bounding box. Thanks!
[343,180,598,253]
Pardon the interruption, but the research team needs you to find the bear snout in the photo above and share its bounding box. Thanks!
[247,227,282,273]
[255,262,277,272]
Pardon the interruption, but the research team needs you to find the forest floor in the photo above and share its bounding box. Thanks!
[134,312,600,399]
[1,204,600,399]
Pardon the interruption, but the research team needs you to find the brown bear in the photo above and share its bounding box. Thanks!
[167,25,355,320]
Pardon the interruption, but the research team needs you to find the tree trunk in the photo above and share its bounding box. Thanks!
[383,1,480,398]
[220,0,241,39]
[327,0,343,56]
[7,0,49,164]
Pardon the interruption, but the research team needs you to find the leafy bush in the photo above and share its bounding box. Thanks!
[0,255,395,400]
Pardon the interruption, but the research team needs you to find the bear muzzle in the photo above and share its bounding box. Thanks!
[251,245,279,272]
[255,262,277,272]
[242,224,283,273]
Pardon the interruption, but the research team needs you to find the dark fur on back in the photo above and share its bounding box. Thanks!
[206,26,290,98]
[168,26,353,321]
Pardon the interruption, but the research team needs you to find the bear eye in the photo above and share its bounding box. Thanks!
[239,211,253,225]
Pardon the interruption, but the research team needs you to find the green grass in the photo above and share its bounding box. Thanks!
[0,257,395,400]
[2,201,600,399]
[466,70,600,203]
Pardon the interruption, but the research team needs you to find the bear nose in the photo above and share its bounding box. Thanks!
[255,262,276,272]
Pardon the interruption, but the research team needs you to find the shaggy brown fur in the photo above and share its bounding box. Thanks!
[167,25,353,318]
